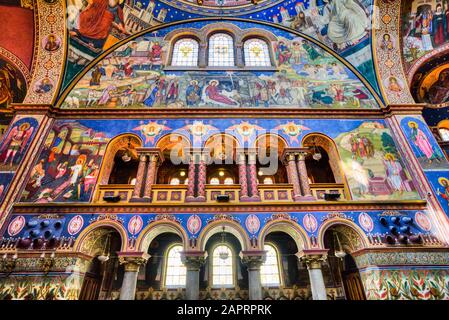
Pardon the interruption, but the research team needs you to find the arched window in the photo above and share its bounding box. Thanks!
[260,244,281,287]
[244,39,271,67]
[172,38,199,67]
[212,245,234,287]
[439,128,449,142]
[209,33,235,67]
[165,245,186,288]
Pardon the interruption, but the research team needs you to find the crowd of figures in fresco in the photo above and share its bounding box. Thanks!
[21,123,108,203]
[336,122,418,201]
[403,0,449,66]
[62,23,378,110]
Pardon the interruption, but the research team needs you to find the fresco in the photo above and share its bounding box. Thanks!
[21,121,109,203]
[335,122,418,201]
[402,0,449,69]
[400,117,449,170]
[411,62,449,107]
[62,21,378,110]
[0,172,14,203]
[63,1,379,95]
[20,118,420,203]
[425,171,449,216]
[0,58,27,111]
[0,116,39,172]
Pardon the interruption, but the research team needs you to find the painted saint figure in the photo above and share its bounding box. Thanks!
[0,122,34,167]
[204,80,238,106]
[408,121,440,163]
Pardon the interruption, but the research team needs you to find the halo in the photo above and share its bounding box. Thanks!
[438,177,449,186]
[384,153,396,161]
[19,122,30,131]
[408,121,418,128]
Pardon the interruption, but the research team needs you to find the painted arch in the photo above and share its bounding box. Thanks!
[60,19,381,110]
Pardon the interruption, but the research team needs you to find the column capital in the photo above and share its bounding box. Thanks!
[136,148,164,164]
[240,251,266,270]
[181,251,208,270]
[281,148,308,163]
[297,250,328,269]
[118,252,150,272]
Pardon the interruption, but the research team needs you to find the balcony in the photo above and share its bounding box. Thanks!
[94,183,348,204]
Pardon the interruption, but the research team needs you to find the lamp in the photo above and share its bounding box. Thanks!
[333,231,346,259]
[218,226,229,261]
[121,137,132,163]
[97,233,111,262]
[312,139,322,161]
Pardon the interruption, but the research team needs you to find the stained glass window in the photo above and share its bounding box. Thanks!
[244,39,271,67]
[165,245,186,288]
[172,38,199,67]
[209,33,235,67]
[212,245,234,287]
[260,244,281,287]
[439,128,449,142]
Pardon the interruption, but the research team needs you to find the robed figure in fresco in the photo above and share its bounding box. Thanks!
[70,0,129,49]
[408,121,441,164]
[0,122,34,167]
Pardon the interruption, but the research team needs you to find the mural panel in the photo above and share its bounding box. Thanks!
[62,21,379,110]
[402,0,449,70]
[0,58,27,111]
[400,116,449,170]
[20,118,420,203]
[63,1,379,94]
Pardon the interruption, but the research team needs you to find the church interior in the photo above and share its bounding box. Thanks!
[0,0,449,301]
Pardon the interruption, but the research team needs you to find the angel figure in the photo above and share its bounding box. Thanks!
[1,121,34,166]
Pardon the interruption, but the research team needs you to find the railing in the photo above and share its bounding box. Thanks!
[310,183,347,201]
[94,183,348,204]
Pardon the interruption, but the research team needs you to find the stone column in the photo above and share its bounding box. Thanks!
[143,154,159,201]
[131,154,148,200]
[199,43,208,68]
[237,152,249,200]
[236,43,244,68]
[285,153,302,201]
[241,252,266,300]
[181,251,207,300]
[196,153,207,201]
[118,254,149,300]
[296,152,314,200]
[248,152,260,201]
[297,250,328,300]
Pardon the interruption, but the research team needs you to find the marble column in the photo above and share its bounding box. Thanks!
[241,253,266,300]
[181,251,207,300]
[248,152,260,201]
[186,157,197,200]
[285,153,302,201]
[297,250,328,300]
[199,43,208,68]
[119,255,149,300]
[143,154,159,201]
[196,153,207,201]
[296,152,314,200]
[131,154,148,200]
[237,152,249,200]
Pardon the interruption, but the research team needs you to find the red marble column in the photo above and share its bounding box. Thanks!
[237,152,249,200]
[131,154,148,200]
[296,152,315,200]
[286,153,302,201]
[196,153,207,201]
[248,152,260,200]
[186,158,196,200]
[143,154,159,201]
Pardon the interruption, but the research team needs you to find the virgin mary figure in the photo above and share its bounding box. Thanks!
[327,0,369,48]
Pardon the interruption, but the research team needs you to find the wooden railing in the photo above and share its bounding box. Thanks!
[94,183,348,204]
[310,183,347,201]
